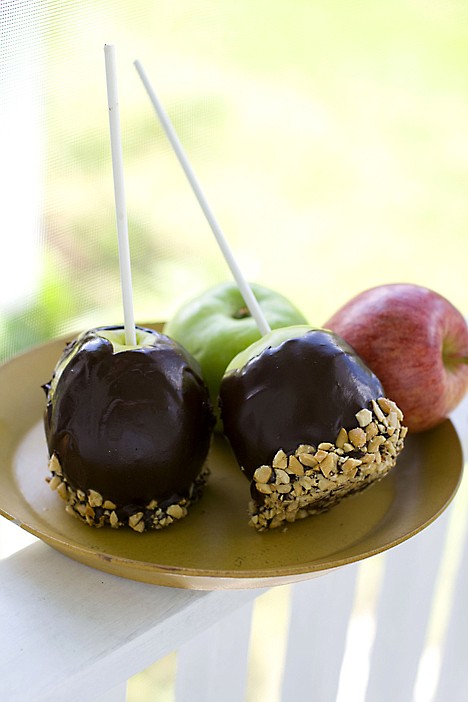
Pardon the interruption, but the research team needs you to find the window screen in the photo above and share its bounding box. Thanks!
[1,0,467,364]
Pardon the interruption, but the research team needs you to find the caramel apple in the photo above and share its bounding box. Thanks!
[43,325,215,531]
[220,326,406,531]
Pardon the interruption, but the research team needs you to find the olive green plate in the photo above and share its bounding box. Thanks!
[0,332,464,590]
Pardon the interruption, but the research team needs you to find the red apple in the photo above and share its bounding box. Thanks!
[325,284,468,432]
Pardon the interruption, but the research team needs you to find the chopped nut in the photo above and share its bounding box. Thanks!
[275,469,290,485]
[348,427,367,448]
[103,500,117,510]
[295,444,315,455]
[272,449,288,469]
[288,455,304,476]
[299,475,313,490]
[298,453,318,468]
[320,452,338,477]
[356,408,373,427]
[277,483,292,494]
[57,482,68,501]
[129,512,144,530]
[254,465,273,484]
[293,482,303,496]
[365,422,379,440]
[368,435,386,453]
[110,511,119,528]
[342,458,361,477]
[317,477,334,492]
[256,482,273,494]
[378,397,394,414]
[314,449,329,463]
[49,454,62,476]
[343,442,355,453]
[318,442,334,451]
[88,489,103,507]
[346,458,363,470]
[388,411,399,430]
[85,505,95,520]
[335,427,348,449]
[48,474,61,491]
[372,399,386,422]
[269,517,284,529]
[167,504,185,519]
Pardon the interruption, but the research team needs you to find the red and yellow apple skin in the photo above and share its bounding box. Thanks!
[325,284,468,433]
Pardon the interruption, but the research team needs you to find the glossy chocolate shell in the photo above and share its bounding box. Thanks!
[220,328,385,478]
[43,326,214,507]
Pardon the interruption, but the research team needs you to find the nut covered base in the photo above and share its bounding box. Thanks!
[46,454,209,532]
[249,398,407,531]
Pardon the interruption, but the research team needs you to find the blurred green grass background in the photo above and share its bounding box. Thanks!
[1,0,467,360]
[1,2,468,699]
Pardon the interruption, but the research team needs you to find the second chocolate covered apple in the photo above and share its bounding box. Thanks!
[220,326,407,531]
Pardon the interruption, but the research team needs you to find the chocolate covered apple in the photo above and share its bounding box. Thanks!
[43,325,214,531]
[220,326,406,531]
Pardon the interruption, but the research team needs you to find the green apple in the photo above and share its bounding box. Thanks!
[225,324,313,374]
[164,282,307,427]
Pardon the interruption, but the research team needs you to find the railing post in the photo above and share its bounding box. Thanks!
[175,600,255,702]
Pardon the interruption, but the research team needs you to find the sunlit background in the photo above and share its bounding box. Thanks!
[1,1,468,700]
[1,0,468,362]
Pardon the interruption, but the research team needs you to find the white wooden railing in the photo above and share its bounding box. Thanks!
[1,393,467,702]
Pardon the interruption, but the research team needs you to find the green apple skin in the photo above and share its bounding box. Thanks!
[164,282,307,428]
[225,325,314,374]
[47,326,160,400]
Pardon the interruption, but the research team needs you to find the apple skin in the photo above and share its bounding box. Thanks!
[224,324,312,374]
[325,284,468,432]
[164,282,307,426]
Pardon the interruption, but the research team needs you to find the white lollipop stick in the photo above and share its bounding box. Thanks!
[134,59,271,337]
[104,44,137,346]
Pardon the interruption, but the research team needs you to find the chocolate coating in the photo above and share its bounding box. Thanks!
[220,328,385,478]
[43,326,214,506]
